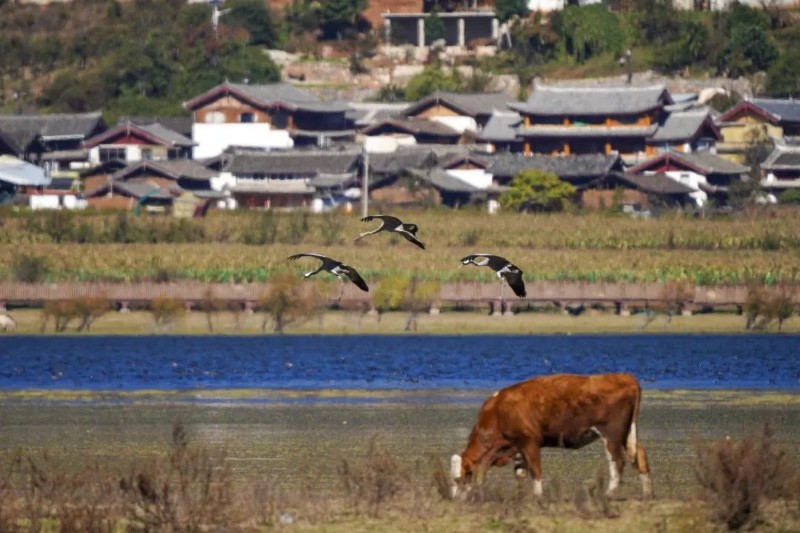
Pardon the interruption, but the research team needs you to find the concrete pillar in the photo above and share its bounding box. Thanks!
[429,305,440,316]
[383,16,391,44]
[457,17,465,47]
[503,302,514,316]
[491,18,499,40]
[616,302,630,317]
[491,300,503,316]
[118,301,130,313]
[244,300,255,315]
[681,303,694,317]
[417,17,425,48]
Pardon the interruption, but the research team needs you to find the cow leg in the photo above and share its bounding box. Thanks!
[520,444,543,497]
[636,443,654,498]
[602,438,626,496]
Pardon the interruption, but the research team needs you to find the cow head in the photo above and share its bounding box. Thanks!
[449,454,475,500]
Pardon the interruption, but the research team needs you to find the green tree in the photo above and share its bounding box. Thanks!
[652,16,708,74]
[765,49,800,98]
[495,0,529,23]
[554,5,625,63]
[224,0,277,47]
[424,11,445,44]
[779,189,800,204]
[403,66,461,101]
[318,0,367,40]
[719,25,778,77]
[499,169,576,212]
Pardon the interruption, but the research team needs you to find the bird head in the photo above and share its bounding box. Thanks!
[403,223,419,235]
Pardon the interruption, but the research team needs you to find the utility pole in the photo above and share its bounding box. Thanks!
[361,147,369,218]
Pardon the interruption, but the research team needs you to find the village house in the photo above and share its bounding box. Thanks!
[715,97,800,163]
[183,82,354,158]
[760,143,800,200]
[83,121,195,165]
[627,150,749,207]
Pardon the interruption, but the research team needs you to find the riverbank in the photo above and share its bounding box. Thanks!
[1,389,799,531]
[4,307,799,334]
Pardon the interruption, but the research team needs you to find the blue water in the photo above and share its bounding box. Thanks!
[0,335,798,391]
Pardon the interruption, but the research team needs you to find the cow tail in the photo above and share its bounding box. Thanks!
[625,380,641,465]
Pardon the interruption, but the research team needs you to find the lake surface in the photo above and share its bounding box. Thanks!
[1,334,798,391]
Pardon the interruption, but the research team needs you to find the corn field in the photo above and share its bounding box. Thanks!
[0,209,798,285]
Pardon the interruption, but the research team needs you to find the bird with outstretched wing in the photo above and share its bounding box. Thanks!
[356,214,425,250]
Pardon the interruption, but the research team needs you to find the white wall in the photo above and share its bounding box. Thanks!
[447,168,493,189]
[430,116,477,134]
[192,124,294,159]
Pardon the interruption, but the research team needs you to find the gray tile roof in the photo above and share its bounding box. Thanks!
[223,150,361,175]
[672,151,749,174]
[184,82,347,113]
[478,111,521,142]
[651,108,718,142]
[87,180,175,200]
[362,118,461,137]
[612,172,696,195]
[119,116,193,137]
[308,172,358,188]
[347,102,407,127]
[749,97,800,123]
[403,91,516,118]
[229,181,315,194]
[368,148,437,174]
[87,121,195,148]
[0,111,104,150]
[408,168,479,192]
[511,83,672,116]
[138,123,195,147]
[112,160,217,181]
[487,153,622,179]
[761,146,800,170]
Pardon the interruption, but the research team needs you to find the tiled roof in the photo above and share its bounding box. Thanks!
[612,172,696,195]
[651,108,720,142]
[511,83,672,116]
[87,180,176,200]
[112,160,217,181]
[761,145,800,170]
[229,181,315,194]
[408,168,479,192]
[0,111,104,150]
[748,97,800,123]
[628,151,749,175]
[368,148,437,174]
[487,153,622,179]
[183,82,347,113]
[308,172,358,188]
[403,91,516,118]
[478,111,521,142]
[223,150,361,175]
[85,121,195,148]
[119,116,193,137]
[362,118,461,137]
[347,102,407,127]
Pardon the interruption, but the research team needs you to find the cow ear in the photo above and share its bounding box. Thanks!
[450,454,462,479]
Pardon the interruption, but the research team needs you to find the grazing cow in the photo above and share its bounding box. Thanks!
[451,373,653,499]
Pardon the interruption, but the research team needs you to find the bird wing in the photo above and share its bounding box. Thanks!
[502,269,527,298]
[460,253,496,267]
[361,214,402,229]
[341,265,369,292]
[398,229,425,250]
[287,253,335,269]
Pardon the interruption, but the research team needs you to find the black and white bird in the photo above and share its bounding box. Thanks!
[460,254,527,299]
[355,214,425,250]
[287,253,369,298]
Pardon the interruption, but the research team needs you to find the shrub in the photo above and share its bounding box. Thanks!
[72,294,110,331]
[13,254,50,282]
[243,211,279,245]
[151,297,185,331]
[337,437,409,517]
[257,272,315,333]
[694,424,797,530]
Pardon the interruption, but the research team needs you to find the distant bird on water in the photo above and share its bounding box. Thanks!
[460,254,526,299]
[287,253,369,299]
[355,214,425,250]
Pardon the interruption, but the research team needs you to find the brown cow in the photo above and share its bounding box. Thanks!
[451,373,653,499]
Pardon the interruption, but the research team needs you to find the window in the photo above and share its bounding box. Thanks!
[99,147,126,162]
[205,111,225,124]
[141,148,153,160]
[240,112,257,123]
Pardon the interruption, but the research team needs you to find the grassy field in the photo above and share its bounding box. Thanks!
[1,390,799,531]
[1,209,800,284]
[7,307,800,334]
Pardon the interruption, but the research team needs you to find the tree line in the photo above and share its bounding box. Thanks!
[1,0,799,118]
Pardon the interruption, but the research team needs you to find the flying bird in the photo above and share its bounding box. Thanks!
[460,254,526,299]
[287,253,369,298]
[355,214,425,250]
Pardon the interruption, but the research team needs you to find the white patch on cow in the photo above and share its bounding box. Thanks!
[626,421,638,460]
[533,479,543,497]
[601,435,621,494]
[450,454,462,480]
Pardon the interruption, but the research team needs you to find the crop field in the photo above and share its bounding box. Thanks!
[0,390,799,531]
[1,209,799,284]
